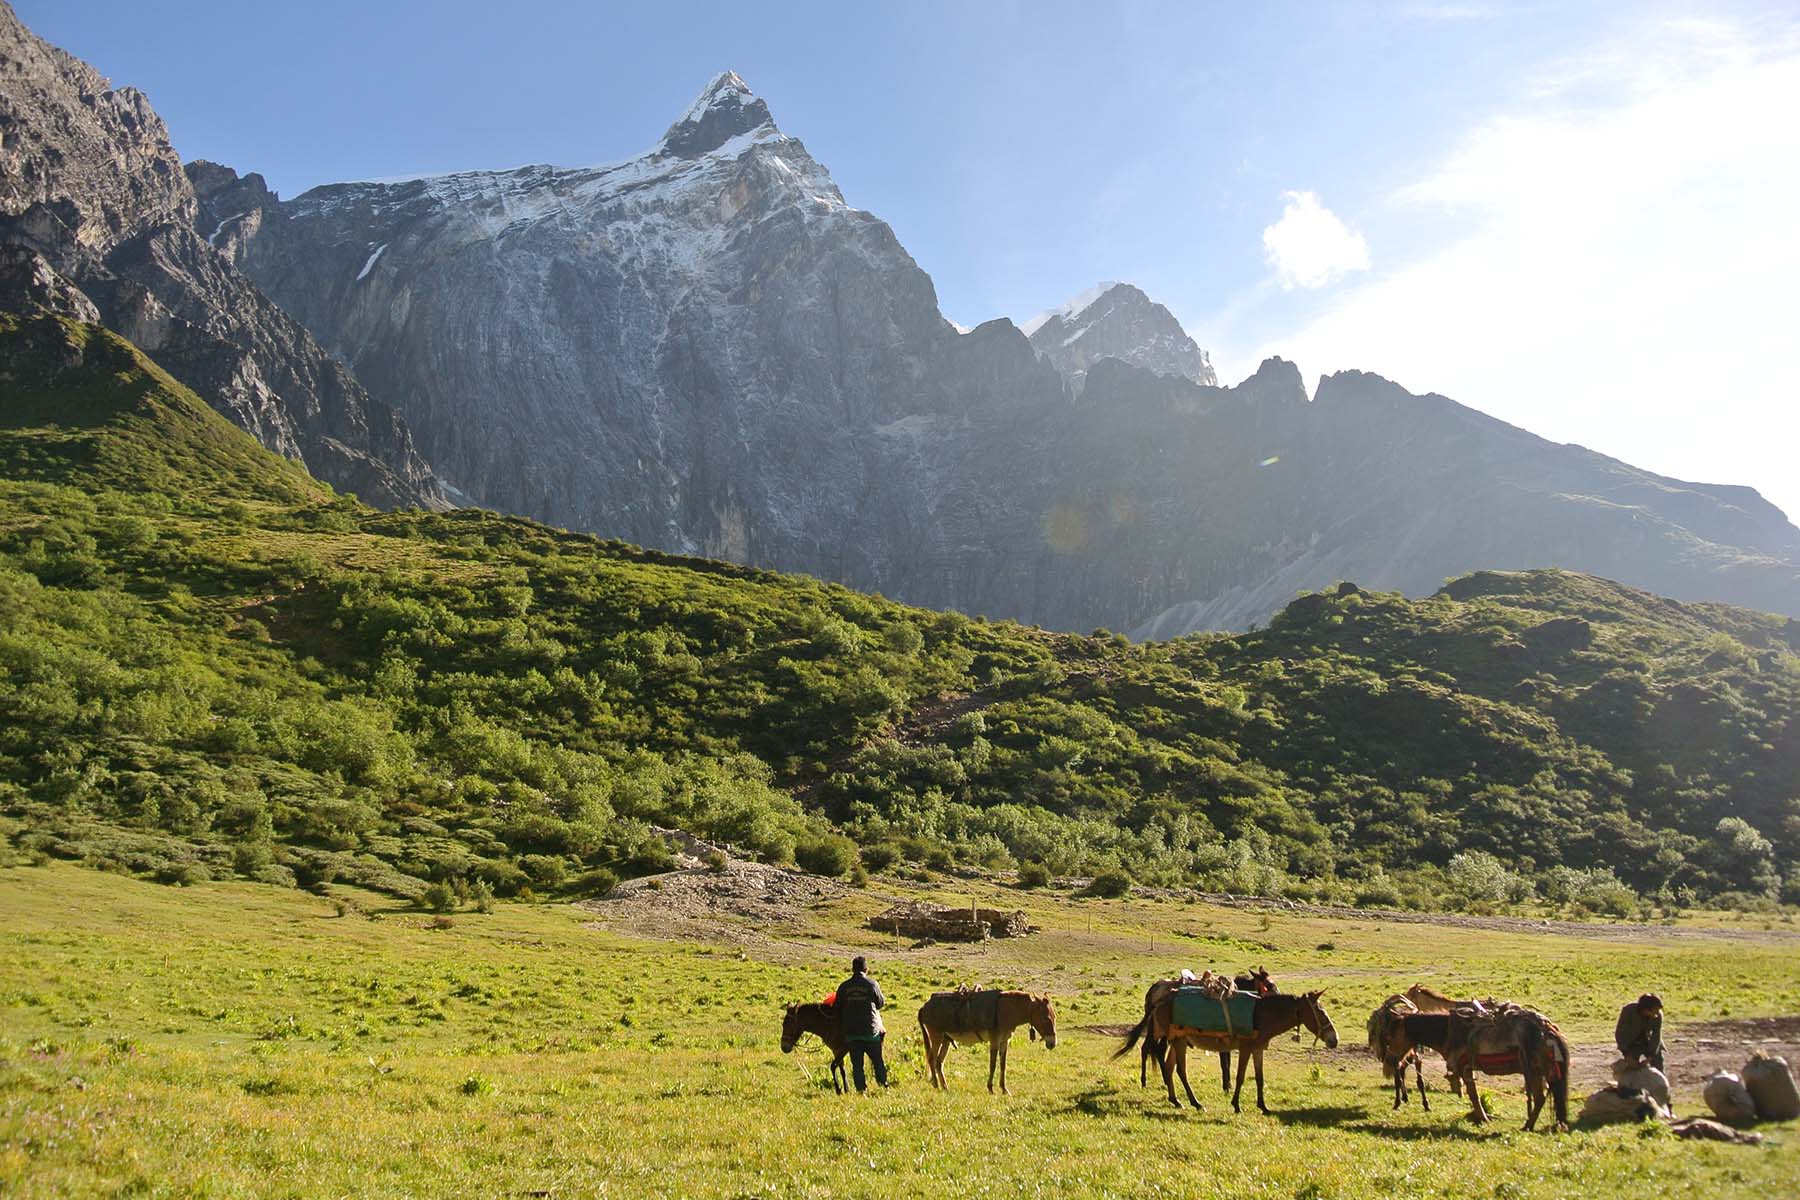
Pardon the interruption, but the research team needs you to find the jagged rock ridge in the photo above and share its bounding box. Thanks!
[195,70,1800,632]
[0,1,444,508]
[1023,281,1216,390]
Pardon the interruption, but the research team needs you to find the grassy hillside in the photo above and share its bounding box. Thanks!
[2,863,1795,1197]
[0,312,1796,909]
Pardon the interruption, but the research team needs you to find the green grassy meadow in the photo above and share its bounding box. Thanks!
[3,863,1796,1198]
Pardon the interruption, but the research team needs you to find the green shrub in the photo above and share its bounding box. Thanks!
[1017,861,1052,889]
[519,854,568,889]
[570,867,619,897]
[794,835,858,878]
[419,880,456,912]
[859,843,899,872]
[924,846,954,873]
[1085,868,1132,899]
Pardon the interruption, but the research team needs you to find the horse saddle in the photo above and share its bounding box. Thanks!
[930,987,1001,1033]
[1171,987,1257,1034]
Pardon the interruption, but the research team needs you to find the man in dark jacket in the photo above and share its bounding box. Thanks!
[1615,993,1665,1070]
[834,955,888,1092]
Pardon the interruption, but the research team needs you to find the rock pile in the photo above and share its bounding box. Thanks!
[868,901,1036,942]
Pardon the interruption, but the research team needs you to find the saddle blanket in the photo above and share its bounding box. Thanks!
[1475,1051,1523,1072]
[1171,988,1257,1034]
[926,988,1002,1034]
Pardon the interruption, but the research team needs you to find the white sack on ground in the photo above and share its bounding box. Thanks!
[1703,1071,1758,1123]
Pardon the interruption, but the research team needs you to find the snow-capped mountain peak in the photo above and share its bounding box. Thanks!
[659,70,779,158]
[1019,281,1120,338]
[1022,282,1217,389]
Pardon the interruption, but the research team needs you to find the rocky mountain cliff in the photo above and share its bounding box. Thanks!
[0,2,443,508]
[1023,281,1215,390]
[198,72,1800,633]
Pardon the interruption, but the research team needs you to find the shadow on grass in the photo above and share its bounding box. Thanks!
[1064,1085,1195,1121]
[1340,1119,1497,1141]
[1261,1104,1371,1127]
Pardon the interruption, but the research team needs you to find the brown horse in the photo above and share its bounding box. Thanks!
[1403,983,1459,1013]
[1446,1005,1571,1132]
[1120,989,1338,1112]
[1397,984,1485,1094]
[779,1002,848,1094]
[917,989,1057,1094]
[1134,968,1276,1089]
[1368,1000,1454,1110]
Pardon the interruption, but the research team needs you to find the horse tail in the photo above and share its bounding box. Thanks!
[1367,1001,1401,1074]
[1113,1016,1148,1060]
[1546,1024,1571,1128]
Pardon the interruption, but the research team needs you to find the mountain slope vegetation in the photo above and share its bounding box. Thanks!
[1,314,1795,910]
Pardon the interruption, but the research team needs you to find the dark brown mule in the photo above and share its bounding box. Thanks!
[780,1002,848,1094]
[917,990,1057,1094]
[1120,989,1338,1112]
[1368,1003,1454,1111]
[1135,968,1276,1090]
[1396,984,1480,1095]
[1446,1006,1571,1132]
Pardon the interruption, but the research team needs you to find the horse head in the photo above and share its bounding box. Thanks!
[780,1003,801,1053]
[1028,994,1057,1049]
[1240,965,1275,996]
[1302,990,1339,1049]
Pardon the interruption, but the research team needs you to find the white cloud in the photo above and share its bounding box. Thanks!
[1235,19,1800,522]
[1261,191,1370,290]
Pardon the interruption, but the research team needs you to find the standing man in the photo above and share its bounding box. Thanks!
[835,955,889,1092]
[1615,993,1665,1070]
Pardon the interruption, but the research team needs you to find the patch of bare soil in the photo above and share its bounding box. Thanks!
[577,858,848,950]
[1563,1016,1800,1099]
[1080,1024,1138,1038]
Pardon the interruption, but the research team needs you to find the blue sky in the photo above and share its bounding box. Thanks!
[20,0,1800,521]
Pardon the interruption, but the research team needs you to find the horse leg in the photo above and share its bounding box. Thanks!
[1160,1041,1181,1107]
[999,1034,1011,1096]
[832,1052,846,1094]
[1253,1047,1268,1114]
[1144,1036,1165,1089]
[926,1027,948,1089]
[987,1037,999,1094]
[1416,1056,1430,1113]
[1174,1044,1202,1110]
[1219,1048,1231,1094]
[1392,1059,1404,1110]
[1231,1041,1251,1113]
[1465,1071,1488,1123]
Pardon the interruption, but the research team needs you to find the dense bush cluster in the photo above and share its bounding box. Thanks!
[0,315,1795,912]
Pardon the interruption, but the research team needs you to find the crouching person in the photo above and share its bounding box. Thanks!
[1616,993,1665,1071]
